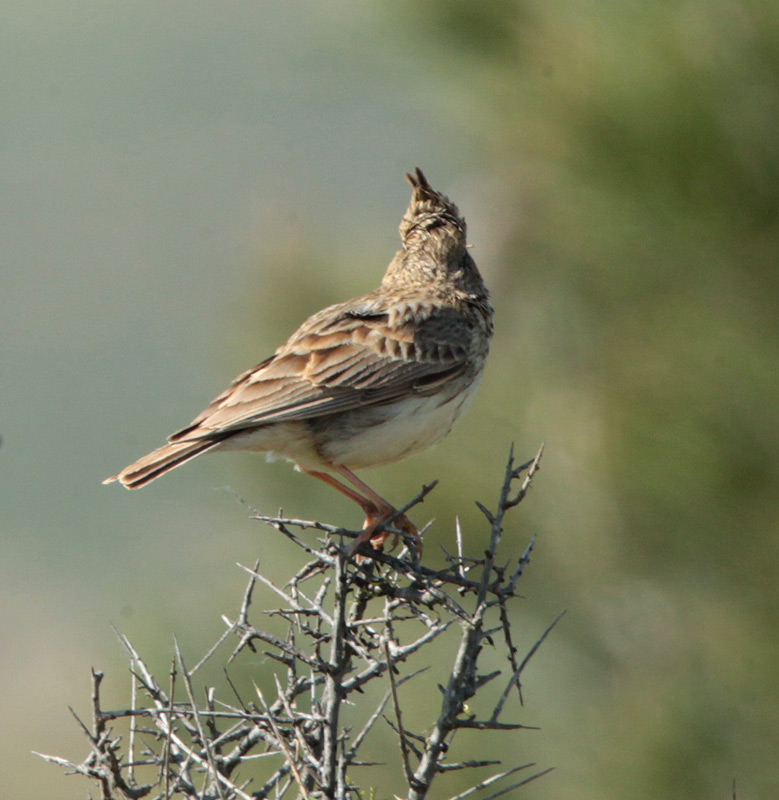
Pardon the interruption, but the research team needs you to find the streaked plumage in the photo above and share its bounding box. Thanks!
[105,168,493,555]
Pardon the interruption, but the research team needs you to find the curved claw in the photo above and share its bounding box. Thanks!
[348,510,423,560]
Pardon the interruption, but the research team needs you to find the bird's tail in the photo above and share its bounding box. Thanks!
[103,438,218,489]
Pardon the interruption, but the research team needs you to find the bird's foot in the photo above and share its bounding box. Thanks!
[348,509,422,560]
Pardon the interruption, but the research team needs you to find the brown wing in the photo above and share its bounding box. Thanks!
[168,295,473,443]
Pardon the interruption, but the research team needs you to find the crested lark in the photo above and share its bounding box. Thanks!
[105,168,493,555]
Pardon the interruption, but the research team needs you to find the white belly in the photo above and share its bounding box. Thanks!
[320,377,482,469]
[217,376,482,473]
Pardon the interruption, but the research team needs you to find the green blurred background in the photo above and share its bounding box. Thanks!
[3,1,778,797]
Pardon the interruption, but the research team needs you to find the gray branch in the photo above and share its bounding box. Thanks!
[37,446,555,800]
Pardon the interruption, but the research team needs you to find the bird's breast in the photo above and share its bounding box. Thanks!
[314,374,483,470]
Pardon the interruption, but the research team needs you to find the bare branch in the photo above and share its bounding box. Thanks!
[254,682,313,800]
[491,611,566,722]
[384,640,414,786]
[40,446,553,800]
[444,763,536,800]
[173,638,227,800]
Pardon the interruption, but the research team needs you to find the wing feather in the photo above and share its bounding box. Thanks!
[170,296,477,441]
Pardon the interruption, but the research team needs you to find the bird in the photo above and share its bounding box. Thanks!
[104,168,493,556]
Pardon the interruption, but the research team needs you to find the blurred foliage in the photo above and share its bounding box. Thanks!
[350,2,779,799]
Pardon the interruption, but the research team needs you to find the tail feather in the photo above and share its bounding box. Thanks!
[103,439,219,489]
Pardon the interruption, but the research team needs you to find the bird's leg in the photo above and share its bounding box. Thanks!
[304,470,379,517]
[304,469,390,555]
[331,465,422,556]
[304,467,421,557]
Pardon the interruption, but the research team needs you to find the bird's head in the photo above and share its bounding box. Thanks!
[399,168,467,248]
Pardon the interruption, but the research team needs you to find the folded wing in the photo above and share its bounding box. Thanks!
[169,298,472,443]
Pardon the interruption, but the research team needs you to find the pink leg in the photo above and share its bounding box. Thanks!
[331,465,422,557]
[304,469,378,516]
[305,466,422,557]
[331,465,396,513]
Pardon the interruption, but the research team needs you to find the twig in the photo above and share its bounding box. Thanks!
[129,665,137,785]
[254,682,313,800]
[173,638,228,800]
[40,445,552,800]
[385,640,414,786]
[480,766,555,800]
[444,763,536,800]
[491,610,566,722]
[163,659,175,799]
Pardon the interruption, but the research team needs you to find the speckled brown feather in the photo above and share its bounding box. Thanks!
[105,168,492,492]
